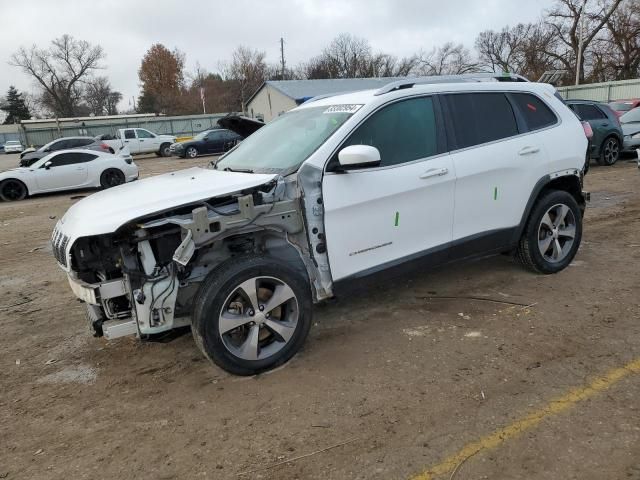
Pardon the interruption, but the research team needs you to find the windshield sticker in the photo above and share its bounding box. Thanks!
[323,104,363,114]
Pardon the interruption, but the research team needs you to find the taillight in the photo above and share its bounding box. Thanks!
[581,121,593,139]
[100,143,109,151]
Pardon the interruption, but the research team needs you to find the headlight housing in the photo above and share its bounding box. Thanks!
[632,132,640,139]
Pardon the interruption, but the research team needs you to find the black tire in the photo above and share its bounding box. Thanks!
[100,168,125,189]
[0,179,27,201]
[516,190,582,274]
[192,255,312,375]
[185,146,198,159]
[159,143,171,157]
[597,136,620,166]
[108,148,115,154]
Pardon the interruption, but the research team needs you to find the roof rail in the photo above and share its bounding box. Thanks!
[374,73,530,96]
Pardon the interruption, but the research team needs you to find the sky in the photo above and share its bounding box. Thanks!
[0,0,553,113]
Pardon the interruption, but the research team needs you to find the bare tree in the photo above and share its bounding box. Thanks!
[10,35,105,117]
[544,0,623,83]
[84,76,121,116]
[417,42,478,75]
[476,23,557,80]
[599,0,640,80]
[223,46,267,110]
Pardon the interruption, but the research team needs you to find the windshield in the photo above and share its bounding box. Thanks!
[6,141,19,145]
[620,108,640,123]
[609,102,633,112]
[193,130,211,141]
[215,105,359,174]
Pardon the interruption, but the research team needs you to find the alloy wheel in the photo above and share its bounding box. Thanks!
[603,138,619,165]
[537,203,576,263]
[187,147,198,158]
[1,180,26,201]
[218,276,299,361]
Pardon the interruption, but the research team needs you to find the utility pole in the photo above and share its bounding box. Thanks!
[280,37,286,79]
[575,0,587,86]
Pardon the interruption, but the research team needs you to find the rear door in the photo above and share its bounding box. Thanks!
[35,152,93,191]
[443,91,553,254]
[121,129,140,153]
[322,96,456,281]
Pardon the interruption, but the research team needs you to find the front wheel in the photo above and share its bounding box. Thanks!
[185,146,198,159]
[100,169,125,189]
[598,137,620,166]
[516,190,582,274]
[192,256,312,375]
[159,143,171,157]
[0,179,27,201]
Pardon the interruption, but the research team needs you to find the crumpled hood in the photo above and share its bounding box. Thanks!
[58,167,277,239]
[622,122,640,136]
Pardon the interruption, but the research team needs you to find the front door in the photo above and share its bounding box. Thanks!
[35,152,90,191]
[135,129,158,153]
[322,96,456,281]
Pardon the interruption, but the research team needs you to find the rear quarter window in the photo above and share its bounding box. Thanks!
[510,93,558,131]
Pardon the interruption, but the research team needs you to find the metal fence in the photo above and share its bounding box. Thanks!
[16,113,230,148]
[557,78,640,102]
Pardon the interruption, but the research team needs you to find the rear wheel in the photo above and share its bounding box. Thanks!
[100,169,125,189]
[0,179,27,201]
[192,256,312,375]
[516,190,582,274]
[185,146,198,159]
[598,137,620,166]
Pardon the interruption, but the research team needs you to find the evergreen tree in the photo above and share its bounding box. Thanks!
[1,86,31,124]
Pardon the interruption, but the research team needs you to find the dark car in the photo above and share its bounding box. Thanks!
[566,100,623,166]
[19,136,111,167]
[169,129,242,158]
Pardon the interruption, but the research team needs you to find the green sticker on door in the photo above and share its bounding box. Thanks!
[394,211,400,226]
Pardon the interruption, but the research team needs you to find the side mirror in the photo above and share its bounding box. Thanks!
[338,145,381,169]
[44,161,52,170]
[44,148,51,152]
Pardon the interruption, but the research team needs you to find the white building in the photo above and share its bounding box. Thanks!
[246,78,403,122]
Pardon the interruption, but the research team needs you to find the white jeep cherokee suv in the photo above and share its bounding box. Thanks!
[53,75,589,375]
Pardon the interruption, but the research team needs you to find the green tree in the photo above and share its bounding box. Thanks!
[1,86,31,124]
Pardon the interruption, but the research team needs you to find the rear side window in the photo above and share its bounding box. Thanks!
[343,96,439,167]
[510,93,558,131]
[444,92,518,149]
[124,129,136,139]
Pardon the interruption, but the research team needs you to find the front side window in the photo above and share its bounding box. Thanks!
[445,92,518,149]
[510,93,557,131]
[46,152,97,167]
[216,105,356,174]
[341,97,439,167]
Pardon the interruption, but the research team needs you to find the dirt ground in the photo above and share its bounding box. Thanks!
[1,152,639,480]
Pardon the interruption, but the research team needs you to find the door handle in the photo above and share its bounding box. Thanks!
[139,139,145,142]
[419,167,449,179]
[124,140,129,143]
[518,146,540,156]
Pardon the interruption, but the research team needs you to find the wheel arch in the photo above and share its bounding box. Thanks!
[513,173,585,244]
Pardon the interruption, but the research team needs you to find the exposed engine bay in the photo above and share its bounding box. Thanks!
[59,165,332,340]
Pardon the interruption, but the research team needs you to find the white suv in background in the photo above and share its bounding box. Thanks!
[52,75,589,375]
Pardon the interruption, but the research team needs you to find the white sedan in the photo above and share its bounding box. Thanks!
[0,148,138,201]
[3,140,24,153]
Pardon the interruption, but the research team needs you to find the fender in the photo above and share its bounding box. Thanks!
[511,170,586,245]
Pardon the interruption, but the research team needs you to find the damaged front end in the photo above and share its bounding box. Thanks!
[54,170,331,340]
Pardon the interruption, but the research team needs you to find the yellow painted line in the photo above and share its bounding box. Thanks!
[410,357,640,480]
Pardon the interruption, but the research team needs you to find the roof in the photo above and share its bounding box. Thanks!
[247,78,404,105]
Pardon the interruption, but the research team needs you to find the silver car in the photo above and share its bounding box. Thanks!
[3,140,24,153]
